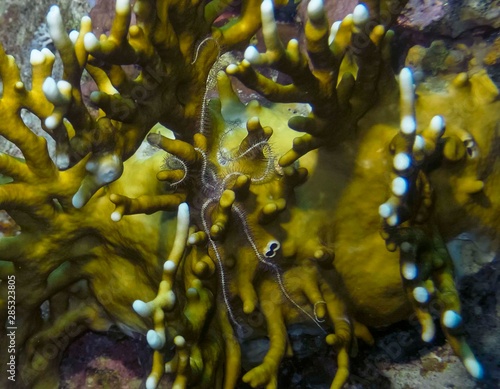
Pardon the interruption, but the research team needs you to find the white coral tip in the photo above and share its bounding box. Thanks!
[393,153,411,171]
[84,32,100,52]
[47,5,62,23]
[443,310,462,329]
[69,30,79,44]
[413,286,429,303]
[42,77,58,101]
[401,115,416,134]
[187,234,197,245]
[353,4,369,25]
[174,335,186,347]
[132,300,152,317]
[402,262,417,280]
[147,329,165,349]
[399,67,415,101]
[400,67,413,85]
[116,0,130,13]
[392,177,408,196]
[464,357,484,379]
[72,191,86,209]
[307,0,325,22]
[41,48,55,60]
[421,321,436,342]
[30,49,44,65]
[111,211,122,222]
[226,64,238,74]
[145,376,158,389]
[430,115,445,135]
[244,46,260,64]
[47,5,65,42]
[177,202,190,225]
[413,135,425,150]
[378,202,393,218]
[45,115,59,131]
[248,116,260,127]
[57,80,72,99]
[163,260,176,272]
[96,154,121,185]
[289,38,299,48]
[328,21,341,45]
[387,214,399,226]
[261,0,274,16]
[56,153,70,170]
[307,0,325,21]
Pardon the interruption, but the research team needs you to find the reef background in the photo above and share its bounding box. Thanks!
[0,0,499,388]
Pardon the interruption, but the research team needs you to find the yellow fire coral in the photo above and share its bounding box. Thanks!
[0,0,499,388]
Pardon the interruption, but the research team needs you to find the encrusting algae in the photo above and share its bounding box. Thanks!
[0,0,499,388]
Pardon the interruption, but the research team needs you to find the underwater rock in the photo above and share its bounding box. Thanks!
[400,0,500,37]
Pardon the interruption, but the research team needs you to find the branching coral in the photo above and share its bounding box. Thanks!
[0,0,274,387]
[1,0,499,388]
[228,0,394,166]
[377,67,484,377]
[215,0,496,384]
[47,0,267,208]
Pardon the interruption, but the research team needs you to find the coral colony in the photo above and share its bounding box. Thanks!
[0,0,499,388]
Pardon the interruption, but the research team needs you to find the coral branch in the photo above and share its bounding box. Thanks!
[229,0,392,167]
